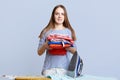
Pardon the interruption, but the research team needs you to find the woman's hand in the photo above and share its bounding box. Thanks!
[65,47,76,54]
[43,40,49,49]
[44,40,52,50]
[38,40,51,56]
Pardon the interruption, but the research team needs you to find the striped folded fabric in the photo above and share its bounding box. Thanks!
[47,34,74,44]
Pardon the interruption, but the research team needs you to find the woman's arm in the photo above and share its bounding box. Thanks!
[37,41,49,56]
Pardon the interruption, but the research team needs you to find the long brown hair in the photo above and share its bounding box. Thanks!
[39,4,76,41]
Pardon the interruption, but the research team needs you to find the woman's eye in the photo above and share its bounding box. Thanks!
[61,13,64,15]
[55,12,64,16]
[55,13,59,15]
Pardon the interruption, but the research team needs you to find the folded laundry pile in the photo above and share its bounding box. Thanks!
[47,34,74,55]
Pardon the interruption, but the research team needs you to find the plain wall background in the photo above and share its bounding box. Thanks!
[0,0,120,80]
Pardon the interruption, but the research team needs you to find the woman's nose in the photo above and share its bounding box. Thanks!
[58,14,62,17]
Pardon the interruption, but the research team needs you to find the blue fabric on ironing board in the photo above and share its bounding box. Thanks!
[47,74,118,80]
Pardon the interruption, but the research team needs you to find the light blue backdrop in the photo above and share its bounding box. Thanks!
[0,0,120,80]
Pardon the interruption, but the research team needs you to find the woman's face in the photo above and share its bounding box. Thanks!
[54,7,65,25]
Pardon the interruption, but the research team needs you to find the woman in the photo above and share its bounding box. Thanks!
[37,4,77,76]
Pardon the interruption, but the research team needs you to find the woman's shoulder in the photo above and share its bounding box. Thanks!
[65,28,71,34]
[65,28,70,31]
